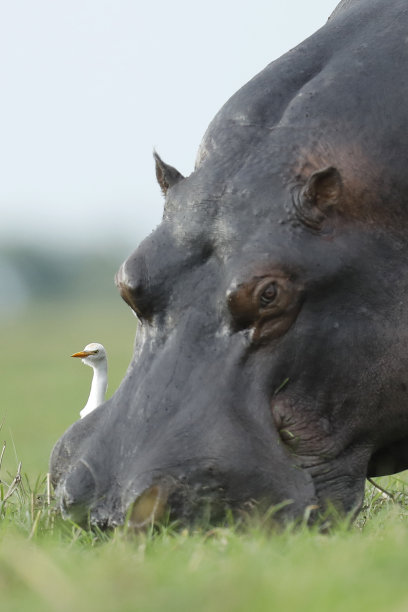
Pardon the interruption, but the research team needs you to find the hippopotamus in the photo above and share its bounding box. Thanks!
[50,0,408,528]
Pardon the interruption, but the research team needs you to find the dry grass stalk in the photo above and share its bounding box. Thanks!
[3,462,22,503]
[28,509,42,540]
[367,477,395,501]
[0,441,6,477]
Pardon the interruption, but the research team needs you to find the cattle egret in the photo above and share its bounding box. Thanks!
[71,343,108,419]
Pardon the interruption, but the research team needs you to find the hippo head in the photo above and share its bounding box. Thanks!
[50,1,408,528]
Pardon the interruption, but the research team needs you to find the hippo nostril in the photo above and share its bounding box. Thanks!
[128,485,169,530]
[59,460,97,525]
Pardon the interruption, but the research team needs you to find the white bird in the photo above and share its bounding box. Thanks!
[71,342,108,419]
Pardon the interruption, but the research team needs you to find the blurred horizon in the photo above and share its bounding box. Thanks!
[0,243,127,318]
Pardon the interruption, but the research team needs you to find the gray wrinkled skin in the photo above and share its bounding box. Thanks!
[51,0,408,528]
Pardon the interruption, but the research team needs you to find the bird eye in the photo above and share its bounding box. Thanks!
[259,282,278,307]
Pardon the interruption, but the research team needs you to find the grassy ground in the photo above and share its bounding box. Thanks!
[2,301,408,611]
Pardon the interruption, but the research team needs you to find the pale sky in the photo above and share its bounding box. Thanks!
[1,0,340,253]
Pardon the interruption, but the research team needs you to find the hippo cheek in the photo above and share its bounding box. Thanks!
[271,396,371,519]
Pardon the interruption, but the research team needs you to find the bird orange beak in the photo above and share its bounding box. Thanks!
[71,351,93,358]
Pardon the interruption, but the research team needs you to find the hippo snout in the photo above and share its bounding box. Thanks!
[56,464,230,530]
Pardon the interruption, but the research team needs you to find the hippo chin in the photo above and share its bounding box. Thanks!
[51,0,408,528]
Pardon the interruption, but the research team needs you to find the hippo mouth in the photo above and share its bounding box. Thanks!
[58,475,310,531]
[128,482,306,530]
[128,481,231,530]
[57,473,230,530]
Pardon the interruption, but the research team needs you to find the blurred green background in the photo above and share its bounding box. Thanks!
[0,245,137,479]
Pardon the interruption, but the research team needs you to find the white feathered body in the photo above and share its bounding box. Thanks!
[71,342,108,419]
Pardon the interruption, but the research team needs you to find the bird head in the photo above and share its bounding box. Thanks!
[71,343,107,368]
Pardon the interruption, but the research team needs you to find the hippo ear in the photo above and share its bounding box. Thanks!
[297,167,343,229]
[154,151,184,196]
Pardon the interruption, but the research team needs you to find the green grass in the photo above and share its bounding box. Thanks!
[2,480,408,612]
[3,301,408,611]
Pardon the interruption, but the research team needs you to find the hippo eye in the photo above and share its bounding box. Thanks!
[259,282,278,307]
[228,273,304,343]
